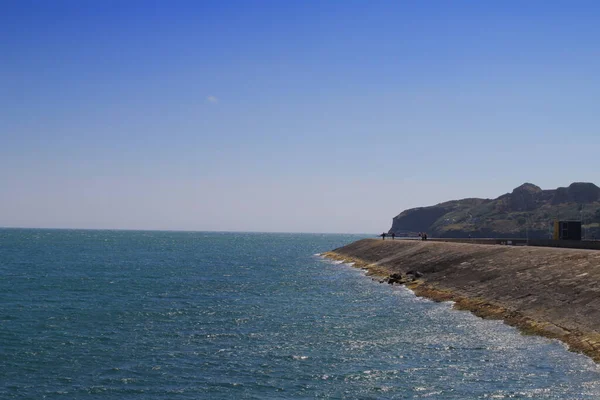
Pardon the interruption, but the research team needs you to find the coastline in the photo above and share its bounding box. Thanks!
[323,239,600,362]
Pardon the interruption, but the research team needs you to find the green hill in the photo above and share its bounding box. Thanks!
[389,182,600,239]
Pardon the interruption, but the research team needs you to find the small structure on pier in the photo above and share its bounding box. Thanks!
[553,220,582,241]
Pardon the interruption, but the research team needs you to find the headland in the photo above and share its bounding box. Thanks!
[324,239,600,362]
[389,182,600,239]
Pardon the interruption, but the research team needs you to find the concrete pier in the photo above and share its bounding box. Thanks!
[325,239,600,361]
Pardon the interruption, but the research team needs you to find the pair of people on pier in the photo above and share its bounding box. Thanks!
[380,232,396,240]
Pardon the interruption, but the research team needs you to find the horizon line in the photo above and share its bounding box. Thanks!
[0,226,376,236]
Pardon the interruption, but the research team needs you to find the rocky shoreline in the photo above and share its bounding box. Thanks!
[324,239,600,362]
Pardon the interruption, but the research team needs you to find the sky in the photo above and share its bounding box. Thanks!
[1,1,599,233]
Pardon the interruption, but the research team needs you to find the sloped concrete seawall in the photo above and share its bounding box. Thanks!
[324,239,600,361]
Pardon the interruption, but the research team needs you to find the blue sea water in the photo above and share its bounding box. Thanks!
[1,229,600,399]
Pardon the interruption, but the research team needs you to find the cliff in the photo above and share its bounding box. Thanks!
[325,239,600,361]
[389,182,600,238]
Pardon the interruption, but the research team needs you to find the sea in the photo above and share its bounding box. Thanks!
[1,229,600,399]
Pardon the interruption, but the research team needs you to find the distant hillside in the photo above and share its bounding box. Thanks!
[389,182,600,239]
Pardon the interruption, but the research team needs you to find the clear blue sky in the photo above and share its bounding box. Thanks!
[2,1,599,233]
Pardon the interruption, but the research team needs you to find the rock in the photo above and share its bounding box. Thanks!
[387,273,403,285]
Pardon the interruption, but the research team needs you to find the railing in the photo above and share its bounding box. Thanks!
[419,237,600,250]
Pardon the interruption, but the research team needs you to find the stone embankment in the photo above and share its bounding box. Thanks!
[324,239,600,362]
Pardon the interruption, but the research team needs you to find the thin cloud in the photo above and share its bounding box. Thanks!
[206,95,219,104]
